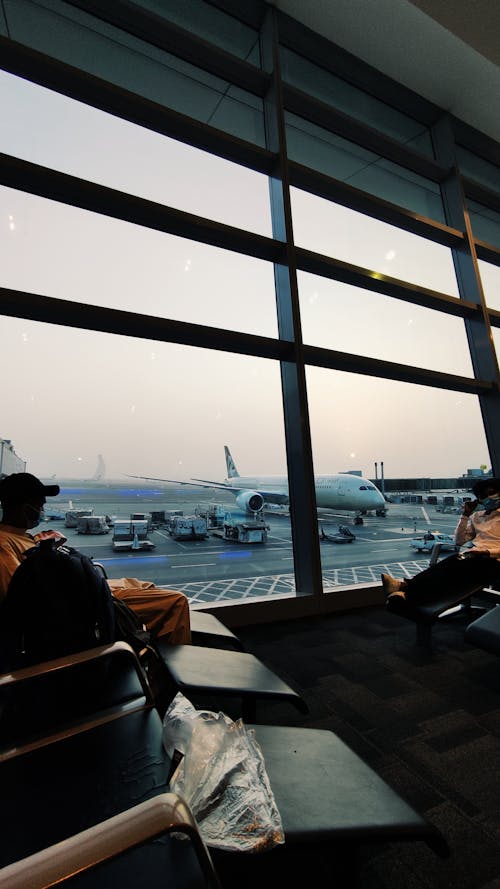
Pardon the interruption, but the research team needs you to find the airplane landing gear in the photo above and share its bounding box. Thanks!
[354,516,364,525]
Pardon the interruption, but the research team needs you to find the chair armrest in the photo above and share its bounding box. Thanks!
[0,793,221,889]
[0,641,153,704]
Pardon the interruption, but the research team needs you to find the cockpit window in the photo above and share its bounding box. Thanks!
[359,485,367,490]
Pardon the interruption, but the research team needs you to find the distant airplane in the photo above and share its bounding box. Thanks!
[129,445,387,520]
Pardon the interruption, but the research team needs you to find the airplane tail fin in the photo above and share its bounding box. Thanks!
[224,445,240,478]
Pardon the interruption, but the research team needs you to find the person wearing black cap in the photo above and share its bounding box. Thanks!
[0,472,191,644]
[381,477,500,605]
[0,472,61,599]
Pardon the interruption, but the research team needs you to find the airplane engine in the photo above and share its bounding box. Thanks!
[235,491,264,513]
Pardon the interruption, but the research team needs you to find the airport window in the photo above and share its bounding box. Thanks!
[1,316,294,605]
[468,200,500,250]
[306,366,490,593]
[0,71,272,237]
[2,0,266,146]
[457,146,500,194]
[478,260,500,312]
[285,113,445,222]
[1,2,500,616]
[290,188,459,295]
[298,271,473,376]
[1,186,277,335]
[280,47,434,157]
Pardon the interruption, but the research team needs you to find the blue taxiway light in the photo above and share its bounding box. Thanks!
[217,551,253,560]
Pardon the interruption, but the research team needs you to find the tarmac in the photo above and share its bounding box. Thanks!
[46,481,466,605]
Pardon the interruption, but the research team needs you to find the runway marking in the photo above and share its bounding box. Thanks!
[174,563,216,568]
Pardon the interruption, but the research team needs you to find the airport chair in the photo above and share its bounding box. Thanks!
[0,793,221,889]
[0,656,447,888]
[92,561,305,719]
[189,609,245,650]
[154,639,308,721]
[0,641,152,759]
[465,602,500,656]
[210,724,448,887]
[385,543,487,649]
[386,587,488,648]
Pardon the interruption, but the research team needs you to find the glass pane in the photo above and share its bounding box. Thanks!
[0,71,271,237]
[2,0,265,146]
[1,187,277,335]
[298,272,472,375]
[457,146,500,194]
[281,47,434,156]
[478,259,500,311]
[306,366,490,592]
[1,317,295,606]
[134,0,260,63]
[469,200,500,250]
[286,112,444,222]
[291,187,459,295]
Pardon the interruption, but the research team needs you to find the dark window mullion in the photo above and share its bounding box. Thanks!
[433,115,500,474]
[260,7,323,599]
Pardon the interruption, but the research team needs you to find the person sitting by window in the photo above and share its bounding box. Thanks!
[381,477,500,606]
[0,472,191,644]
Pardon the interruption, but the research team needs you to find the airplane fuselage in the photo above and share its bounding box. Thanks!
[224,474,386,512]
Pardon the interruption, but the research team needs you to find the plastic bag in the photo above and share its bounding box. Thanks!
[163,693,284,853]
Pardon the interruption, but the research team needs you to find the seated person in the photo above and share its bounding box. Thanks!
[0,472,191,644]
[381,477,500,606]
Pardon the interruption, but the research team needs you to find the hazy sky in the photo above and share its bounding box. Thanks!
[0,70,494,481]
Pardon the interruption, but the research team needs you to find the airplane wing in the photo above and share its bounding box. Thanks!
[126,474,230,490]
[192,479,289,505]
[126,475,289,504]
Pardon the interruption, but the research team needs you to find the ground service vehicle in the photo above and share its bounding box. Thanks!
[411,531,459,553]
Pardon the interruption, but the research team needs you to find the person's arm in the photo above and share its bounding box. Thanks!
[454,501,477,547]
[0,544,22,603]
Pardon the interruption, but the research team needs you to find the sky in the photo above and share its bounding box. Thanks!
[0,69,495,482]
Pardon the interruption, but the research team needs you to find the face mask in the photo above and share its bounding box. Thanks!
[480,495,500,512]
[24,503,44,529]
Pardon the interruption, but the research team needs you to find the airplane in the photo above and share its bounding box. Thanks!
[129,446,388,522]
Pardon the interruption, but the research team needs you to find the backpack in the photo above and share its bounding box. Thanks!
[110,595,167,704]
[2,539,116,669]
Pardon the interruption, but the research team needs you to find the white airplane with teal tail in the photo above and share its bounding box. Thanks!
[129,446,387,520]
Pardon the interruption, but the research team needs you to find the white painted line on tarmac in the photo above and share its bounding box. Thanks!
[174,563,216,568]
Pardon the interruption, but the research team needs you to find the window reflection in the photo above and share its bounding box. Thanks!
[291,188,459,294]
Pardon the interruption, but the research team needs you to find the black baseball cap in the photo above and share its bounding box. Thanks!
[472,477,500,498]
[0,472,60,505]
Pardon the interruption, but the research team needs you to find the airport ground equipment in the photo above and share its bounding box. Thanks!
[211,517,269,543]
[65,508,93,528]
[113,519,155,551]
[411,531,459,553]
[131,512,153,531]
[195,503,227,530]
[319,524,356,543]
[0,645,448,889]
[77,515,110,534]
[169,515,208,540]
